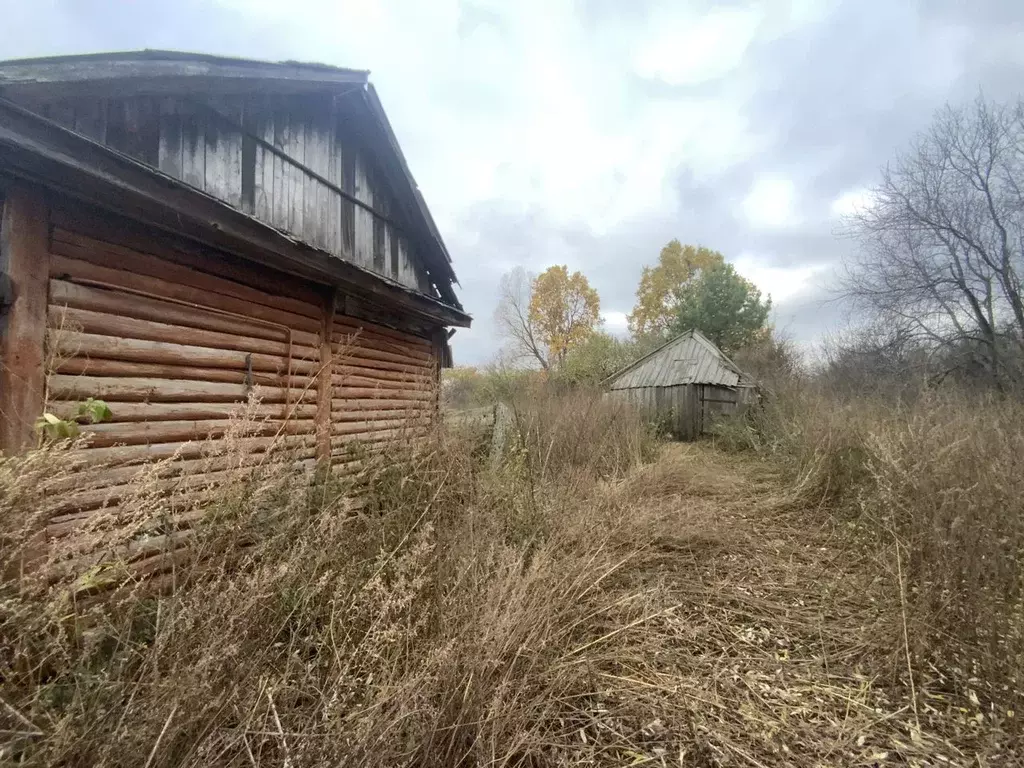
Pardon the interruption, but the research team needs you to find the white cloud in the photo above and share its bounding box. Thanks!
[633,7,763,86]
[742,176,799,229]
[601,310,629,336]
[829,187,873,219]
[733,253,829,304]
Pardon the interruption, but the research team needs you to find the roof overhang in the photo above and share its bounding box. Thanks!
[0,50,461,305]
[0,96,471,328]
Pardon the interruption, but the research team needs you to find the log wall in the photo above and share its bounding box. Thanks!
[0,192,442,578]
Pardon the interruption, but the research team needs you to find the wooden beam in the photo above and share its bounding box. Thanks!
[316,288,337,465]
[0,186,50,453]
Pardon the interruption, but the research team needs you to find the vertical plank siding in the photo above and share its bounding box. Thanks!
[27,93,434,294]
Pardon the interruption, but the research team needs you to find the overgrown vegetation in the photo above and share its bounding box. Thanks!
[715,380,1024,737]
[2,379,1021,765]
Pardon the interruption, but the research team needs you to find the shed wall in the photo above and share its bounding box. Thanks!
[1,191,441,580]
[608,384,752,441]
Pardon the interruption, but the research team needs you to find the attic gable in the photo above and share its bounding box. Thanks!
[0,50,460,309]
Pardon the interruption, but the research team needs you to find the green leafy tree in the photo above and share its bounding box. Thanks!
[669,263,771,353]
[628,240,724,339]
[559,332,662,386]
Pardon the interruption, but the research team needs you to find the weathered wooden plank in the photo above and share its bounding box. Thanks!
[180,104,206,189]
[74,98,107,143]
[157,98,183,180]
[0,188,49,453]
[284,109,304,237]
[203,105,243,208]
[341,133,356,259]
[354,151,373,268]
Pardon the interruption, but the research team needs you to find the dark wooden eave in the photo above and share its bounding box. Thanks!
[0,96,472,328]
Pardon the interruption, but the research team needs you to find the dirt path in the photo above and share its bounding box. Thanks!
[616,444,1010,767]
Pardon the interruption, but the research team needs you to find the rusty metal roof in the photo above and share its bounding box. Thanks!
[605,329,753,390]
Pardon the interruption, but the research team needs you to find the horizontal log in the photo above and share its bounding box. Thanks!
[334,363,433,384]
[52,227,324,321]
[49,453,317,520]
[77,434,317,466]
[332,315,432,350]
[51,280,299,346]
[82,417,315,448]
[49,374,317,404]
[56,358,317,388]
[332,323,432,360]
[332,407,433,422]
[49,303,319,358]
[49,210,326,309]
[330,426,432,447]
[332,397,434,412]
[50,250,321,336]
[330,373,431,392]
[332,339,433,368]
[49,400,317,424]
[331,418,432,436]
[46,449,318,498]
[54,331,318,376]
[333,386,434,401]
[332,352,430,376]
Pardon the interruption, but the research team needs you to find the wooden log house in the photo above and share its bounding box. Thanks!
[0,52,471,535]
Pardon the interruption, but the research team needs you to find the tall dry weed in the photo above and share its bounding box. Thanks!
[0,392,672,767]
[721,385,1024,717]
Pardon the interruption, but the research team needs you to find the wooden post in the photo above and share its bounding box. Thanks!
[0,187,50,454]
[316,288,337,466]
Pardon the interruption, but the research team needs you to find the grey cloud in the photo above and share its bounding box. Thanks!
[4,0,1024,366]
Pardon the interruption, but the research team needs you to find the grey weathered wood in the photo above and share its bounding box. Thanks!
[0,98,471,327]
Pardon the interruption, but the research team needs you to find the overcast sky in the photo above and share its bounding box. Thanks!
[4,0,1024,364]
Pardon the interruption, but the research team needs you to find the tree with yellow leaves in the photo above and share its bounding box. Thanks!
[627,240,724,339]
[495,265,602,370]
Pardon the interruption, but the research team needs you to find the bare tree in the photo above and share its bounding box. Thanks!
[844,96,1024,387]
[494,267,548,369]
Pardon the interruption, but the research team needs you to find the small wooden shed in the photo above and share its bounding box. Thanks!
[604,329,756,440]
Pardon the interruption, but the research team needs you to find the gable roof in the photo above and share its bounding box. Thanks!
[0,96,471,328]
[604,329,753,390]
[0,50,461,307]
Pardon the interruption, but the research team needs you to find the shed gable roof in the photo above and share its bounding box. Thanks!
[605,329,751,389]
[0,50,461,308]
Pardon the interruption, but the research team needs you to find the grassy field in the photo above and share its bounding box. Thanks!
[0,391,1020,766]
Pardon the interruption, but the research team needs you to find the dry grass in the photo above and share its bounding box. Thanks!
[0,389,1019,766]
